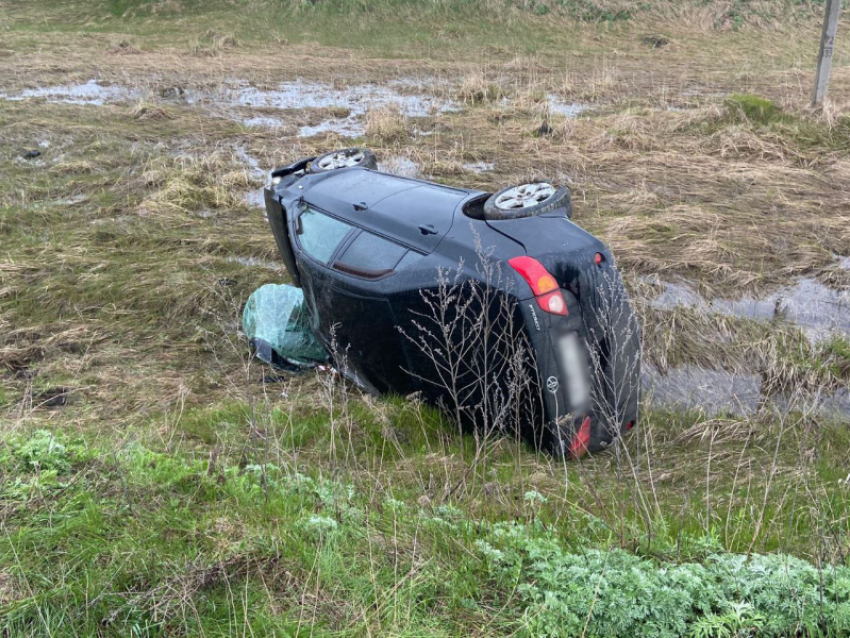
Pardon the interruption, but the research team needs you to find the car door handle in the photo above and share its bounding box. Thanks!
[332,261,393,279]
[418,224,438,235]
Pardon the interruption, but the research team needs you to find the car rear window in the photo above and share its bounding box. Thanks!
[297,208,353,264]
[336,231,407,274]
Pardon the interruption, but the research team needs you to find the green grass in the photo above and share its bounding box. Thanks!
[727,94,785,125]
[823,336,850,374]
[721,93,850,151]
[2,427,849,637]
[1,0,838,63]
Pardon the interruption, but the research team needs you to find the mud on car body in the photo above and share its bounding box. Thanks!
[263,148,641,456]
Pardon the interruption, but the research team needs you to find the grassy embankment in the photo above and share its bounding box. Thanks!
[1,0,850,635]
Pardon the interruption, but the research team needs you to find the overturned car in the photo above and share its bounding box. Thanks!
[262,148,640,456]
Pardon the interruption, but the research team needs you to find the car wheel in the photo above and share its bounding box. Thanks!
[483,182,571,220]
[310,148,378,172]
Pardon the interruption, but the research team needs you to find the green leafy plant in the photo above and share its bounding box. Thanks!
[474,521,850,637]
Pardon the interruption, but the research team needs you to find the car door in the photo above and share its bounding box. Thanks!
[325,228,423,394]
[291,204,417,395]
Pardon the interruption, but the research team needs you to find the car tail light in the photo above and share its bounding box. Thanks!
[508,256,568,316]
[568,416,591,458]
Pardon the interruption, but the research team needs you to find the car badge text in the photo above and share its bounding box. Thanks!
[528,304,541,331]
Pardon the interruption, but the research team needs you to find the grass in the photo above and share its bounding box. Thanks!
[365,106,409,142]
[1,0,850,635]
[726,93,785,124]
[1,421,849,636]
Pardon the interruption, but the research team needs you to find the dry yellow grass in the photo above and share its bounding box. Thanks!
[457,71,504,105]
[365,105,408,141]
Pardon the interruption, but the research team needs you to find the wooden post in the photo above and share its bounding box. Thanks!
[812,0,841,106]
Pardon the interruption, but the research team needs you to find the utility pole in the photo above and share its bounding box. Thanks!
[812,0,841,106]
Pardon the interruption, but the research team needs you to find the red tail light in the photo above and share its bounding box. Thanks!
[568,416,592,458]
[508,256,568,316]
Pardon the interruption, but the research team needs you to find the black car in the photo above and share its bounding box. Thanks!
[263,148,640,456]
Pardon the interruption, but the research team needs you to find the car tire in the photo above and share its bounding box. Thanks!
[483,182,571,220]
[309,148,378,172]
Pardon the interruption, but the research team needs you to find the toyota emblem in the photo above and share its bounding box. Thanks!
[546,376,559,394]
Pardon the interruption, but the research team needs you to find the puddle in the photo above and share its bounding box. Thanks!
[226,256,281,271]
[547,95,591,118]
[299,117,363,138]
[816,387,850,416]
[711,279,850,339]
[644,363,850,418]
[463,161,494,173]
[235,146,265,181]
[190,80,459,138]
[643,364,763,415]
[1,80,138,105]
[647,276,850,341]
[649,279,707,312]
[644,273,849,416]
[245,191,265,208]
[211,80,459,116]
[241,115,285,129]
[378,156,421,178]
[4,77,460,139]
[235,146,267,208]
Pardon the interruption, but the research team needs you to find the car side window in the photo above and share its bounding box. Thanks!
[395,250,422,271]
[296,207,353,264]
[335,231,407,277]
